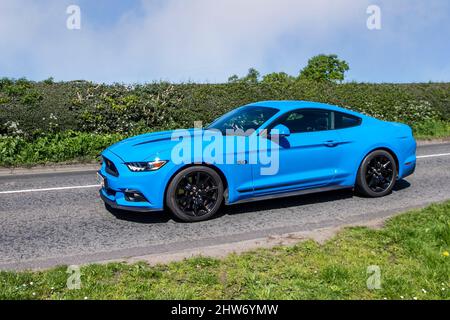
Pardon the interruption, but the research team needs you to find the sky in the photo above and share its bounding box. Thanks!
[0,0,449,84]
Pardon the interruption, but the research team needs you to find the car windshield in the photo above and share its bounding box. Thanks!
[207,106,279,135]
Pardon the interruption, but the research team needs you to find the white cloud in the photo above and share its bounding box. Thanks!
[9,0,445,83]
[120,0,368,81]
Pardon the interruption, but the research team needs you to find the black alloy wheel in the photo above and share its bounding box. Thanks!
[356,150,398,197]
[166,166,224,222]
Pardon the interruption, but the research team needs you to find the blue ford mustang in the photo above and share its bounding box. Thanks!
[98,100,416,222]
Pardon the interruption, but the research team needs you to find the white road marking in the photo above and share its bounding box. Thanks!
[0,184,100,195]
[417,152,450,159]
[0,152,448,195]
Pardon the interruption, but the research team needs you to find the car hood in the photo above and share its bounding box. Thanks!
[106,129,252,163]
[107,130,191,162]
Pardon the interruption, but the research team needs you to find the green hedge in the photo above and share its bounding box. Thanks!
[1,120,449,166]
[1,78,449,138]
[0,131,124,166]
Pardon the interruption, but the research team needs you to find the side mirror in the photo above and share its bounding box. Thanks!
[270,124,291,137]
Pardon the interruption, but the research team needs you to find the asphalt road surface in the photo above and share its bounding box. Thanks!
[1,143,449,270]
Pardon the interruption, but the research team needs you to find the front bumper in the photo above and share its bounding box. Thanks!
[99,189,159,212]
[97,148,168,212]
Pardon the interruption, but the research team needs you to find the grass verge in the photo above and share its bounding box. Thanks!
[412,120,450,140]
[1,201,449,300]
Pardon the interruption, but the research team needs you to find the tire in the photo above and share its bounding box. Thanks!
[166,166,224,222]
[356,149,398,198]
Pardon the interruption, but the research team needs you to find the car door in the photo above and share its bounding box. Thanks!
[251,108,344,197]
[328,111,364,185]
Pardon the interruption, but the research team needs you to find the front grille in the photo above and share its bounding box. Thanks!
[103,157,119,177]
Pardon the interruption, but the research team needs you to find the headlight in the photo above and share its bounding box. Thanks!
[125,160,167,172]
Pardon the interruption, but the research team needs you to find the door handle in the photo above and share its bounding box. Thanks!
[324,140,338,147]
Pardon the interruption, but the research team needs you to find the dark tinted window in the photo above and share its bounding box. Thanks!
[274,109,332,133]
[207,106,279,135]
[334,112,361,129]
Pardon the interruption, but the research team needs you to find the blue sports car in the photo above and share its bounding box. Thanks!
[98,100,416,222]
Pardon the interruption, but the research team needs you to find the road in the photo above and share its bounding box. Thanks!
[1,143,449,271]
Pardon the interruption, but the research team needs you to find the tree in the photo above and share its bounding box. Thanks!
[227,68,260,84]
[261,72,295,85]
[242,68,260,84]
[299,54,349,83]
[227,74,239,83]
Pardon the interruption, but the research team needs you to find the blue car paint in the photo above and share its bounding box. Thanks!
[99,101,416,212]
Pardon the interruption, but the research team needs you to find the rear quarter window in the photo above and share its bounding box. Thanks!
[334,112,362,129]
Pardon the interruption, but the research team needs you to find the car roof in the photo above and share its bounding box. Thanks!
[244,100,364,117]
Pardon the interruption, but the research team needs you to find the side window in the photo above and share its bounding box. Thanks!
[334,112,362,129]
[275,109,332,133]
